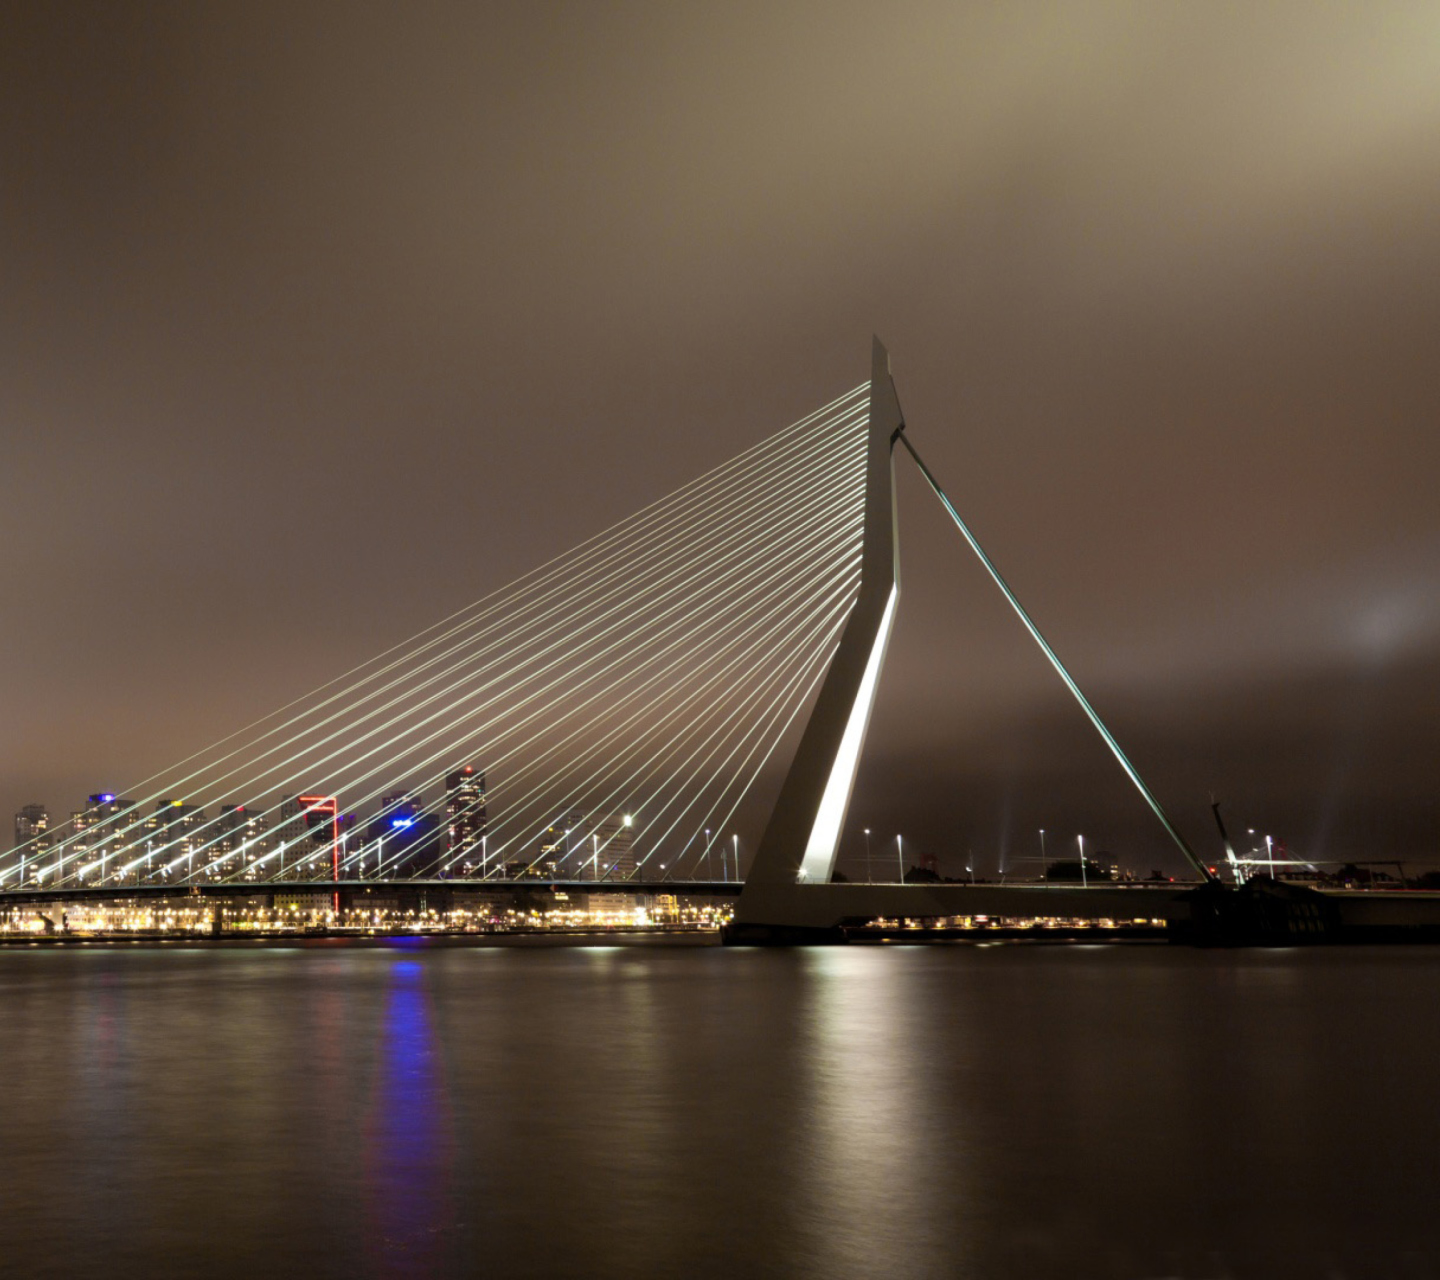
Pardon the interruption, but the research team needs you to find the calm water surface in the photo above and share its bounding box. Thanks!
[0,940,1437,1280]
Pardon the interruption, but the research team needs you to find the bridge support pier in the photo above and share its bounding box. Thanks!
[721,921,848,946]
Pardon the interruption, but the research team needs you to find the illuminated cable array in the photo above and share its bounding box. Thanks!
[7,386,870,889]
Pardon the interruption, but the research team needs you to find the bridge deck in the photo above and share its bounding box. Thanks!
[0,879,742,907]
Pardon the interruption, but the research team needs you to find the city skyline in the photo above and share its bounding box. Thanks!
[7,768,663,886]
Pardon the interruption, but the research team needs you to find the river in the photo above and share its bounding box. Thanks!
[0,940,1436,1279]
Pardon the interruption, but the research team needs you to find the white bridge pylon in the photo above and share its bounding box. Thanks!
[743,338,901,891]
[734,337,1216,937]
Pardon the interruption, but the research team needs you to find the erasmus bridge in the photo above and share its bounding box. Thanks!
[5,341,1434,944]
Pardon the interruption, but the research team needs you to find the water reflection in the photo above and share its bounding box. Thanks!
[0,945,1438,1278]
[72,967,135,1234]
[800,949,962,1278]
[363,958,457,1277]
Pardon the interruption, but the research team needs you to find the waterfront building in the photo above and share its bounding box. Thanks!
[593,813,636,880]
[14,804,48,846]
[445,766,487,871]
[536,811,585,874]
[210,804,273,879]
[364,792,442,877]
[274,795,340,880]
[532,811,634,879]
[298,796,340,880]
[141,801,207,880]
[71,794,141,883]
[274,796,307,877]
[505,856,558,879]
[12,804,51,886]
[227,809,271,880]
[211,804,243,873]
[335,811,360,874]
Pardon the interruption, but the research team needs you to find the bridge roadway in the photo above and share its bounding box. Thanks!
[3,878,1433,917]
[0,878,742,908]
[733,879,1440,944]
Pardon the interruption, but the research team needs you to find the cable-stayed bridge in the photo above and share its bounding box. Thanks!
[7,372,871,899]
[7,340,1439,945]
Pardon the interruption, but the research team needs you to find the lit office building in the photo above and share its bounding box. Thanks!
[228,809,271,880]
[364,792,442,876]
[593,813,636,880]
[12,804,50,886]
[274,797,306,877]
[444,766,487,873]
[142,800,208,880]
[335,812,360,876]
[533,810,585,878]
[71,794,141,883]
[14,804,48,845]
[210,804,269,879]
[275,796,340,880]
[275,795,342,881]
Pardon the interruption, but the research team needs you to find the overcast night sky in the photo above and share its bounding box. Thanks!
[3,2,1438,876]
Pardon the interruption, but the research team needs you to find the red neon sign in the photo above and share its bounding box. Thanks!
[297,796,340,892]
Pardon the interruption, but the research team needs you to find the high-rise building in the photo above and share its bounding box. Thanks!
[14,804,48,846]
[224,808,270,880]
[535,812,634,880]
[209,804,264,879]
[276,795,339,880]
[71,794,141,883]
[297,796,339,881]
[142,800,207,880]
[275,796,306,878]
[335,812,360,876]
[375,792,420,826]
[593,813,636,880]
[364,791,441,876]
[12,804,50,886]
[535,810,585,878]
[444,766,487,873]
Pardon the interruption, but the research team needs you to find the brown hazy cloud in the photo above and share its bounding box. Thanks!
[3,2,1439,873]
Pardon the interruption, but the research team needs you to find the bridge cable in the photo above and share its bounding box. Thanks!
[895,430,1219,884]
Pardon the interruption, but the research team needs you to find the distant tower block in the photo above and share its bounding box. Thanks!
[595,813,636,879]
[445,765,487,869]
[13,804,52,886]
